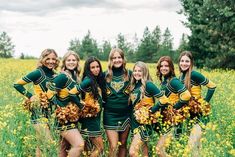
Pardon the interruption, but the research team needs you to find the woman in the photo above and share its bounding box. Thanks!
[103,48,132,157]
[129,61,169,157]
[13,48,59,157]
[69,56,106,157]
[178,51,216,156]
[47,51,84,157]
[156,56,191,157]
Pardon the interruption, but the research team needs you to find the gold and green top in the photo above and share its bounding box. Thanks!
[104,67,132,112]
[47,71,83,109]
[14,65,56,98]
[69,77,102,107]
[180,70,216,102]
[130,81,169,113]
[161,77,191,109]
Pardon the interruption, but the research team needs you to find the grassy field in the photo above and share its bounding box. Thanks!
[0,58,234,157]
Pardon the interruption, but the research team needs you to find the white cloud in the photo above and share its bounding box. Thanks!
[0,0,190,57]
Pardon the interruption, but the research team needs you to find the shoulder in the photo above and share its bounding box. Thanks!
[23,68,42,81]
[29,68,42,76]
[169,77,186,92]
[169,77,183,87]
[146,81,159,91]
[54,73,69,82]
[82,77,92,85]
[191,70,208,84]
[146,81,162,96]
[191,70,205,79]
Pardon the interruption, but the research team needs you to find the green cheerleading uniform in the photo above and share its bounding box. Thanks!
[103,67,132,131]
[160,77,191,136]
[47,71,83,131]
[130,81,168,141]
[70,77,103,137]
[180,70,216,124]
[13,65,56,124]
[161,77,191,109]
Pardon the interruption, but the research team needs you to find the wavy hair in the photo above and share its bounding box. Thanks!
[37,48,60,69]
[156,56,175,83]
[61,51,81,82]
[106,48,129,82]
[130,61,152,100]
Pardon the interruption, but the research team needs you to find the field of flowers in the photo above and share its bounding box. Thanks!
[0,58,234,157]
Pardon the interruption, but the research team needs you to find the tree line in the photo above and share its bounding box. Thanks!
[1,0,234,69]
[68,26,177,63]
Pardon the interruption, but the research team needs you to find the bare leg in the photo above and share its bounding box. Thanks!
[90,136,104,157]
[118,126,130,157]
[142,143,149,157]
[58,137,70,157]
[106,130,119,157]
[129,133,147,157]
[33,123,52,157]
[156,132,172,157]
[61,129,84,157]
[187,124,202,157]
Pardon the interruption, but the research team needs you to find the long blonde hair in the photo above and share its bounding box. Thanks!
[106,48,129,82]
[61,51,81,82]
[130,61,152,99]
[37,48,60,69]
[178,51,194,91]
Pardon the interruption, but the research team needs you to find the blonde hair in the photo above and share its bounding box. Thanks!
[178,51,194,91]
[106,48,129,82]
[61,50,81,82]
[130,61,152,99]
[37,48,60,69]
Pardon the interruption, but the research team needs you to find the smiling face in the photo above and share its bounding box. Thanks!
[90,61,100,76]
[65,54,78,70]
[160,61,170,76]
[112,51,123,68]
[179,55,191,72]
[43,52,57,69]
[133,65,142,81]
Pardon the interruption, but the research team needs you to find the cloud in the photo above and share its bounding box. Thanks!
[0,0,181,15]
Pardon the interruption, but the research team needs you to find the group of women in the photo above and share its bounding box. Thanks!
[14,48,216,157]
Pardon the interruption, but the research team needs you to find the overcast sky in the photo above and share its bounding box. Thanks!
[0,0,190,58]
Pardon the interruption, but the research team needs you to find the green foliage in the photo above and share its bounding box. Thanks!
[99,40,112,60]
[68,38,81,56]
[179,0,235,69]
[20,53,37,59]
[79,31,99,59]
[0,31,15,58]
[68,27,176,63]
[116,33,134,62]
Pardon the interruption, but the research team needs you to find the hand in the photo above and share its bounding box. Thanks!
[29,95,37,102]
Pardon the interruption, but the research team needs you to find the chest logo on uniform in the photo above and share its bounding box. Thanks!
[130,93,138,103]
[111,81,124,92]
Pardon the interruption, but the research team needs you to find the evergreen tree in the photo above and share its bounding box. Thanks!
[179,0,235,69]
[79,31,99,59]
[116,33,134,61]
[100,40,112,60]
[0,31,15,58]
[159,27,174,59]
[68,38,81,57]
[136,27,155,62]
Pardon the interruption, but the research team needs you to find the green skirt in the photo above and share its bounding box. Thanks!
[79,112,102,137]
[103,109,130,131]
